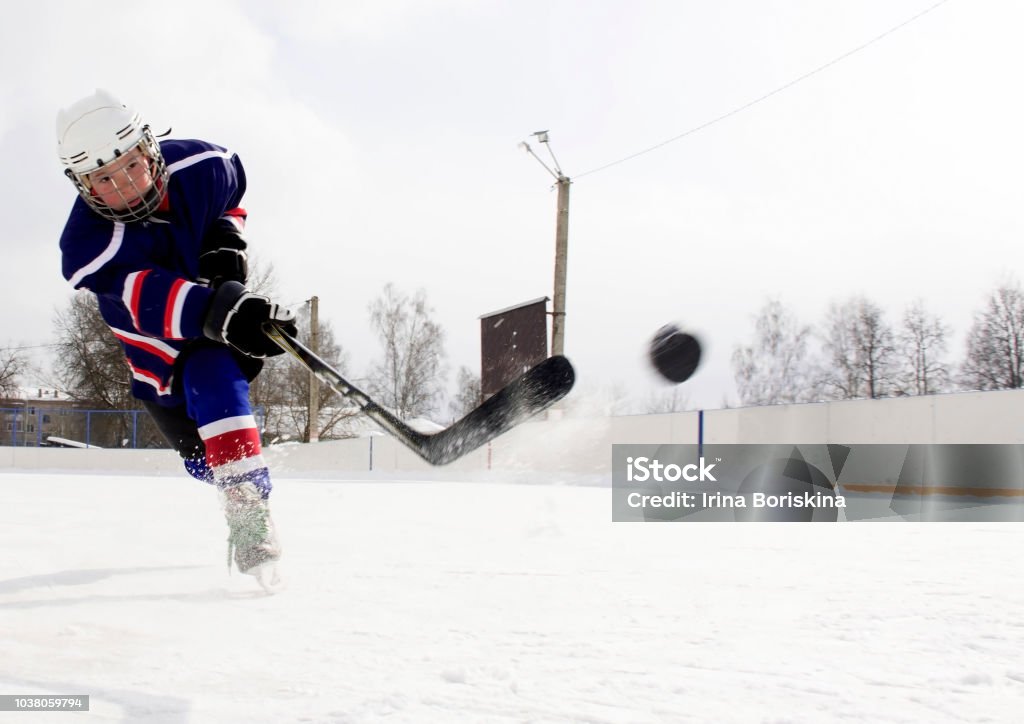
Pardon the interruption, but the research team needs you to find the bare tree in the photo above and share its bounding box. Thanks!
[246,253,279,297]
[820,296,897,400]
[251,305,357,441]
[732,299,818,405]
[52,292,136,408]
[606,381,635,416]
[896,300,951,395]
[236,255,350,442]
[368,283,447,419]
[49,292,152,446]
[855,299,897,399]
[644,387,690,413]
[449,365,481,421]
[961,283,1024,390]
[0,345,26,398]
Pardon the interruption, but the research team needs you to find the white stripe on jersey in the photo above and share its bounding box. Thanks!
[108,326,180,360]
[167,149,234,175]
[128,366,173,396]
[168,280,196,339]
[121,270,146,330]
[68,223,125,289]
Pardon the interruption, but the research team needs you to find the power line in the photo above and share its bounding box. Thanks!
[575,0,953,180]
[3,343,59,352]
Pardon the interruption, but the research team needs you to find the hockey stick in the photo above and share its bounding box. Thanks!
[263,322,575,465]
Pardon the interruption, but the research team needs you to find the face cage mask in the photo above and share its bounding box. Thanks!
[65,126,169,223]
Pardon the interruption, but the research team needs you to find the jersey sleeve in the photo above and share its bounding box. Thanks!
[109,266,213,339]
[60,215,214,340]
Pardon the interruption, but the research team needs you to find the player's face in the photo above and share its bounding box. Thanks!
[86,146,155,211]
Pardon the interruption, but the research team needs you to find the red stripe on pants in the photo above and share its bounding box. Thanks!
[205,427,262,468]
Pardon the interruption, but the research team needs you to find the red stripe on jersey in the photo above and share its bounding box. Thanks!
[205,427,263,467]
[126,361,171,395]
[157,179,170,212]
[112,332,176,365]
[129,269,151,329]
[164,278,187,338]
[223,207,247,229]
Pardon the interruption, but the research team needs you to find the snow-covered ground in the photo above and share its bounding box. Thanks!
[1,470,1022,723]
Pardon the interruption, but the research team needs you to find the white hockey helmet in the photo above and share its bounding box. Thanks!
[56,89,168,222]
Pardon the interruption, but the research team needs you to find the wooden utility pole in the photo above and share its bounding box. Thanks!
[521,131,571,358]
[552,174,571,357]
[308,295,320,443]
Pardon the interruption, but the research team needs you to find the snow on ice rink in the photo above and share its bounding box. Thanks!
[2,469,1023,723]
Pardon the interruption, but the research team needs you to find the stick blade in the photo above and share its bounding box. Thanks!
[422,355,576,465]
[265,321,575,467]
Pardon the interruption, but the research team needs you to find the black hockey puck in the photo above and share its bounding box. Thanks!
[649,324,702,383]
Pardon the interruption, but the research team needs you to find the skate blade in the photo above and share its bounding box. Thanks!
[250,560,286,594]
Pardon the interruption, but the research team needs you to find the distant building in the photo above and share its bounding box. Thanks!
[479,297,549,399]
[0,388,84,447]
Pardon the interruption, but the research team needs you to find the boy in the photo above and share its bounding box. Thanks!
[56,89,296,585]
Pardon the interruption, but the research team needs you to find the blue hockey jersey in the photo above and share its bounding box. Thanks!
[60,139,247,405]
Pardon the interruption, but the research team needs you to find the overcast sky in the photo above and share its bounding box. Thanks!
[2,0,1022,411]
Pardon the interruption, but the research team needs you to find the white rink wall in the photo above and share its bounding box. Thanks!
[3,388,1024,476]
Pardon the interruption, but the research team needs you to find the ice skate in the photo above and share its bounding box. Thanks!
[250,559,286,594]
[222,481,282,581]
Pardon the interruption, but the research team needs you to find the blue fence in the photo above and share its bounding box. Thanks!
[0,406,266,449]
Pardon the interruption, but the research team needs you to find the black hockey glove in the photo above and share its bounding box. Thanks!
[198,219,248,289]
[198,247,248,289]
[202,281,297,358]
